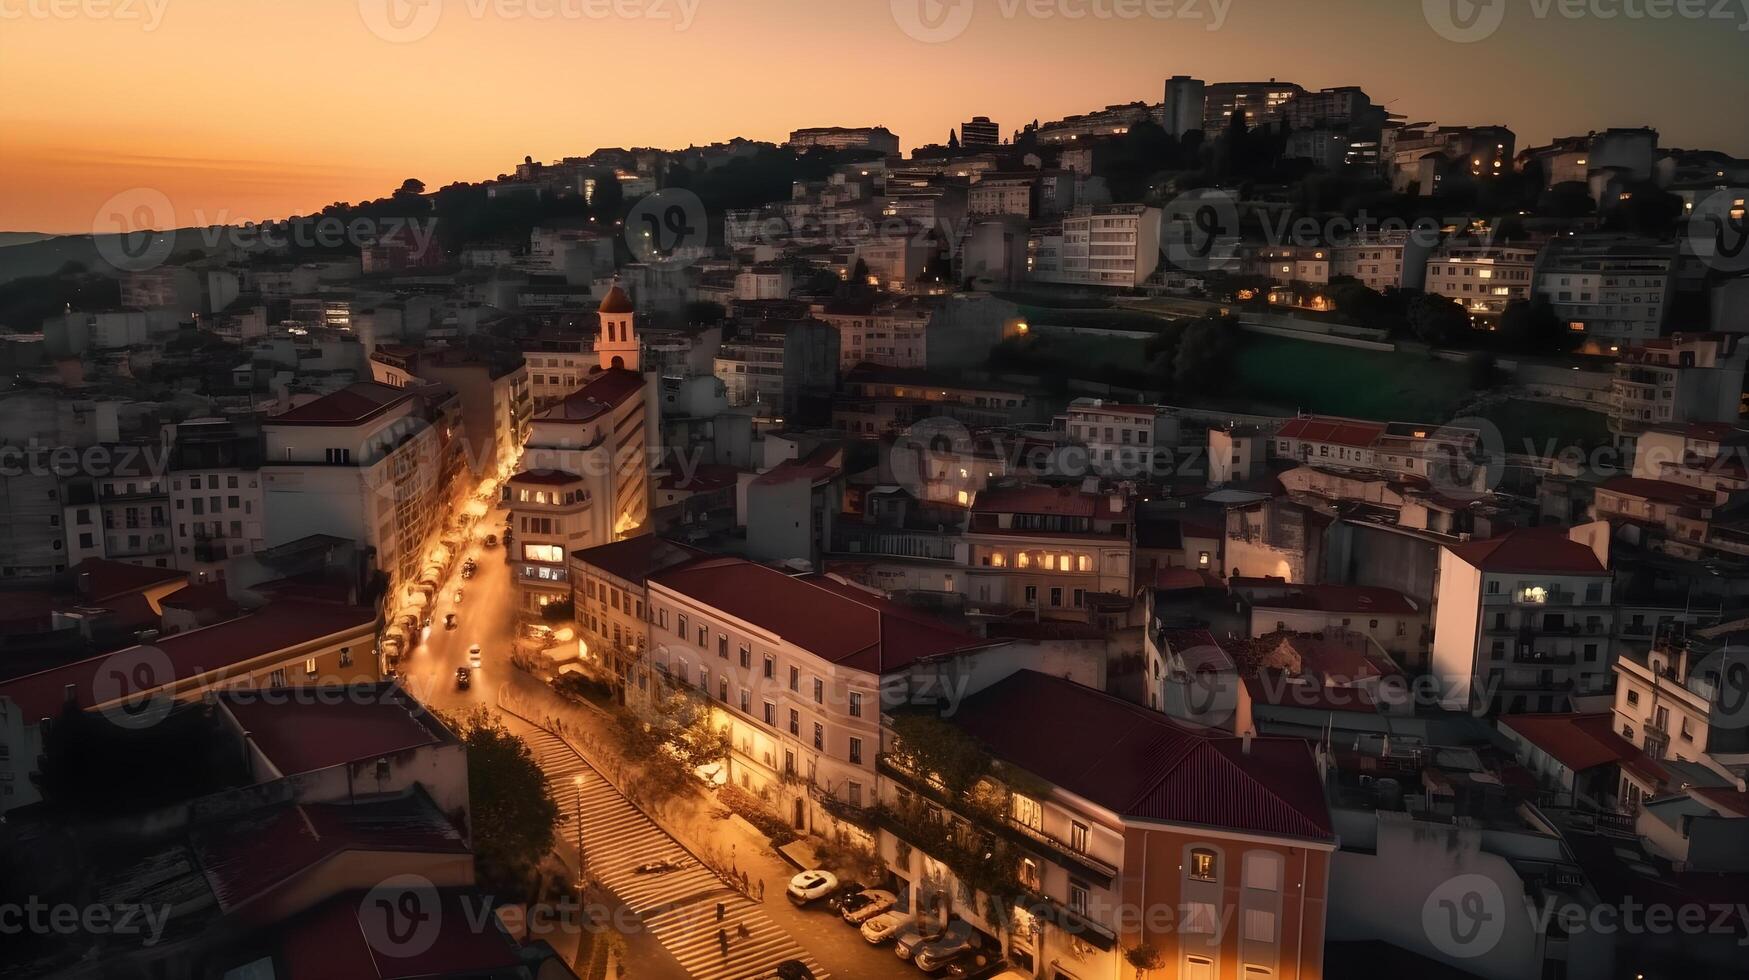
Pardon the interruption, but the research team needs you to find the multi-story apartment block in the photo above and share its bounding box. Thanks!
[1029,205,1162,290]
[1035,102,1159,143]
[1269,415,1488,492]
[1425,242,1541,328]
[261,381,444,599]
[877,669,1334,980]
[786,126,900,155]
[1062,398,1177,477]
[1385,123,1515,193]
[58,445,175,570]
[165,418,265,572]
[959,115,1000,148]
[966,173,1037,219]
[964,484,1135,624]
[1328,230,1432,292]
[1607,333,1747,447]
[813,299,929,370]
[1161,74,1205,137]
[1431,523,1617,715]
[1202,79,1304,131]
[569,535,702,702]
[370,347,531,483]
[644,557,997,835]
[506,285,651,610]
[1532,235,1677,343]
[521,334,596,411]
[1611,621,1749,792]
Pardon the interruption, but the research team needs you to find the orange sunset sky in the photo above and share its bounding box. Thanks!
[2,0,1745,234]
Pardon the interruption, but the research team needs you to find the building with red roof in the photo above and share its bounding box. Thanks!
[1432,521,1617,715]
[1498,711,1672,812]
[1250,585,1429,662]
[877,669,1334,980]
[965,483,1136,627]
[645,557,1002,840]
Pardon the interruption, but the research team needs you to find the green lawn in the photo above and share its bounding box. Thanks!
[1472,399,1613,456]
[1224,335,1472,422]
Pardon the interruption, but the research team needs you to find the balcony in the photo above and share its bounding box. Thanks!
[1511,650,1578,666]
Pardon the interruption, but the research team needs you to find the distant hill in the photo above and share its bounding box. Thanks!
[0,230,217,286]
[0,232,54,249]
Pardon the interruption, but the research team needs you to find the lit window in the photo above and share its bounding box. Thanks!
[1190,848,1218,881]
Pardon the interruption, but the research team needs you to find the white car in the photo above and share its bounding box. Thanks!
[785,870,838,904]
[467,644,482,667]
[859,910,911,944]
[841,889,898,924]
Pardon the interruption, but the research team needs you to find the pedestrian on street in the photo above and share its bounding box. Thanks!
[715,901,725,921]
[717,927,728,959]
[736,921,751,940]
[757,879,765,901]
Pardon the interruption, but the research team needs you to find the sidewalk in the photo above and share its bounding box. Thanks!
[496,679,925,980]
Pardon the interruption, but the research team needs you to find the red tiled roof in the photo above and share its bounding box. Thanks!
[1162,629,1236,673]
[1693,786,1749,818]
[72,558,185,601]
[159,580,239,615]
[950,670,1333,840]
[1254,631,1403,683]
[221,686,445,777]
[598,281,635,314]
[1499,712,1669,784]
[651,559,996,673]
[269,382,412,426]
[536,368,644,422]
[0,600,378,720]
[1447,526,1607,575]
[972,484,1129,518]
[1242,671,1379,713]
[1275,416,1387,449]
[1598,476,1716,508]
[570,536,704,585]
[1254,586,1419,616]
[277,890,524,980]
[1154,568,1226,591]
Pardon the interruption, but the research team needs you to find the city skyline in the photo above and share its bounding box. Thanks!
[4,0,1749,234]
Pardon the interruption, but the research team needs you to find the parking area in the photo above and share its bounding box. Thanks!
[777,870,1020,980]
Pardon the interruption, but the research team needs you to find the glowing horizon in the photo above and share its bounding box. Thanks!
[3,0,1745,235]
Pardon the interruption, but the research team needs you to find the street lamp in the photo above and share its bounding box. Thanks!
[573,773,587,889]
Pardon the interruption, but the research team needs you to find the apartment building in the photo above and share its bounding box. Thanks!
[877,669,1334,980]
[1269,415,1488,492]
[261,382,444,599]
[1385,123,1515,193]
[1431,523,1617,715]
[967,173,1037,219]
[1532,235,1677,343]
[959,115,1000,148]
[1029,205,1162,290]
[1035,102,1159,144]
[1161,74,1205,137]
[1425,243,1541,327]
[506,286,651,610]
[369,346,532,482]
[165,418,265,572]
[1202,79,1304,131]
[1607,334,1747,447]
[569,535,702,702]
[1249,585,1428,663]
[964,484,1135,624]
[787,126,900,155]
[1328,230,1433,292]
[58,445,175,570]
[1610,621,1749,796]
[644,558,997,836]
[813,299,930,370]
[0,598,380,814]
[1062,398,1177,478]
[521,333,596,410]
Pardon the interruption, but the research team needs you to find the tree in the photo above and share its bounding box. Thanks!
[1407,292,1467,346]
[886,713,993,799]
[1171,315,1240,395]
[396,178,426,197]
[588,169,625,220]
[1466,350,1499,390]
[1125,942,1169,979]
[1499,296,1573,353]
[447,709,559,900]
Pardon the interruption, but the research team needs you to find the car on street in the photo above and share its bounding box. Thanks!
[840,889,898,924]
[444,613,457,630]
[633,859,686,874]
[785,870,838,905]
[894,920,947,960]
[824,881,865,913]
[859,910,911,944]
[455,667,471,690]
[944,950,1012,978]
[751,961,815,980]
[485,533,498,547]
[453,589,463,604]
[468,644,482,667]
[914,922,981,973]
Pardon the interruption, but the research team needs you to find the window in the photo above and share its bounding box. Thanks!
[1069,820,1089,853]
[1244,907,1277,943]
[789,709,800,736]
[697,626,707,647]
[1050,587,1062,607]
[1012,794,1043,830]
[1626,689,1640,707]
[849,692,863,718]
[1243,851,1282,891]
[847,781,863,807]
[813,723,824,750]
[848,736,863,764]
[719,677,728,701]
[1189,848,1218,881]
[658,609,668,630]
[738,644,751,667]
[676,613,687,638]
[763,653,775,679]
[268,669,286,687]
[763,701,776,726]
[1068,879,1089,916]
[717,633,729,658]
[304,658,318,676]
[813,678,824,704]
[789,666,799,691]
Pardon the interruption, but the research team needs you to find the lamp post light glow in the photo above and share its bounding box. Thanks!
[573,773,587,889]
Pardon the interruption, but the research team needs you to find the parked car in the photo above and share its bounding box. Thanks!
[841,889,898,924]
[860,910,911,944]
[468,644,482,667]
[633,859,686,875]
[913,921,979,972]
[444,613,457,631]
[785,870,838,905]
[752,961,815,980]
[824,881,866,913]
[894,920,945,960]
[944,950,1011,979]
[485,533,498,547]
[455,667,471,690]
